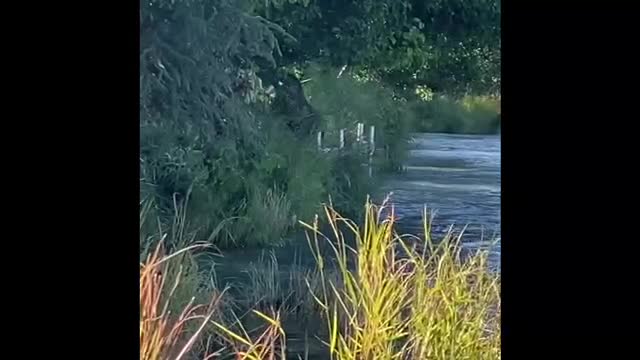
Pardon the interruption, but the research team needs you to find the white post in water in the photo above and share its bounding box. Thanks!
[339,129,345,149]
[369,125,375,153]
[317,131,323,151]
[356,123,363,145]
[368,125,375,177]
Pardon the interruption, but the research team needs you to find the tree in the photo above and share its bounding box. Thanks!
[140,0,285,209]
[252,0,501,96]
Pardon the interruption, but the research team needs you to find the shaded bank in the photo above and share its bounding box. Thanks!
[410,96,501,134]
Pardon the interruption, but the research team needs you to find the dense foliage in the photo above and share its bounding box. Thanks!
[253,0,501,95]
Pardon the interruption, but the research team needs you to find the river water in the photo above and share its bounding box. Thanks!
[378,133,501,271]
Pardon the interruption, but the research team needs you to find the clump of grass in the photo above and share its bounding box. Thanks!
[242,251,286,311]
[141,205,290,360]
[245,188,293,247]
[140,243,287,360]
[240,251,332,321]
[301,199,501,360]
[140,241,227,360]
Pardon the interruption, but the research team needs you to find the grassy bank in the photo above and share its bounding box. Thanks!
[140,200,501,359]
[409,95,501,135]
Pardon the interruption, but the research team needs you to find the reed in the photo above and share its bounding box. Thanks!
[301,199,501,359]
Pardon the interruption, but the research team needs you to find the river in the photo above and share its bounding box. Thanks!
[378,133,501,271]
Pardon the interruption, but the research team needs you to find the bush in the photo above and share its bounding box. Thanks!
[141,65,398,249]
[302,64,411,172]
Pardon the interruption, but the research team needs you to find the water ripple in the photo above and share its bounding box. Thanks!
[379,133,501,271]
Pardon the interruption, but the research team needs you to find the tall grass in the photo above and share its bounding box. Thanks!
[302,199,501,359]
[140,199,500,359]
[410,95,501,134]
[140,207,288,360]
[211,309,287,360]
[140,241,225,360]
[141,62,415,250]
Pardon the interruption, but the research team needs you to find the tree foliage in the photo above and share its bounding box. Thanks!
[140,0,287,233]
[254,0,501,95]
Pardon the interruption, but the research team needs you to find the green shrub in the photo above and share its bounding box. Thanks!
[302,64,411,172]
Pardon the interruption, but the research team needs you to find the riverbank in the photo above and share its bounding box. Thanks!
[409,96,501,134]
[140,201,501,360]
